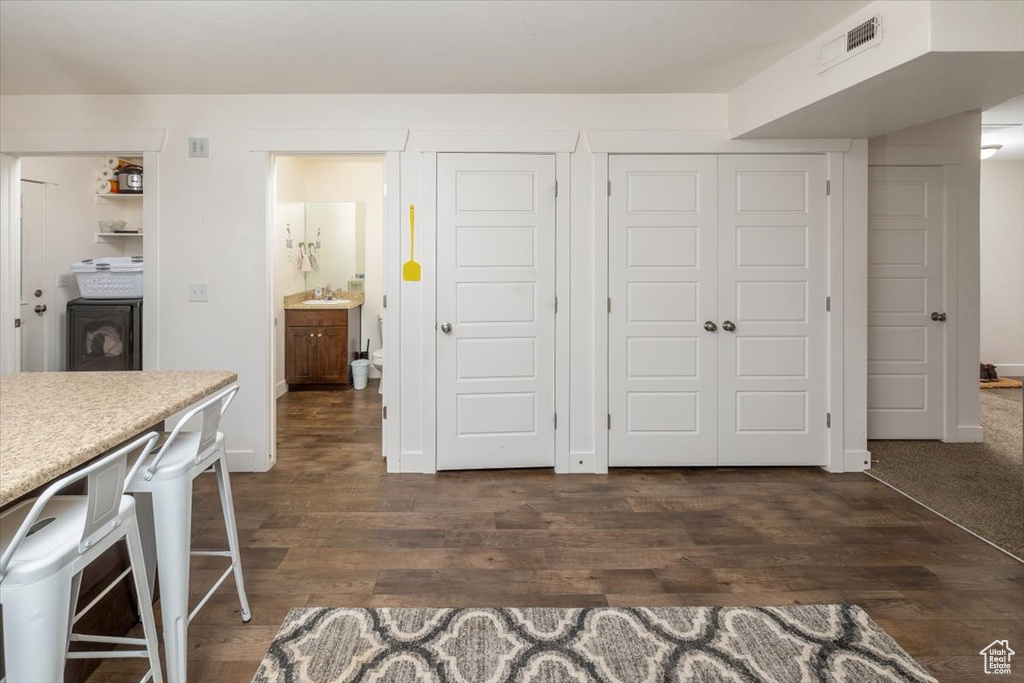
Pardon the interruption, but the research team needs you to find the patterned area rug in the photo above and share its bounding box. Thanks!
[253,605,935,682]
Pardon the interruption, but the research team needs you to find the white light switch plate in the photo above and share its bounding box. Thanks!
[189,138,210,158]
[57,273,70,288]
[189,283,208,302]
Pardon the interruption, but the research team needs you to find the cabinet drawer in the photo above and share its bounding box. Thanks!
[286,309,349,328]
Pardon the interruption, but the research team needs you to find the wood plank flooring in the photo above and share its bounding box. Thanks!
[93,383,1023,682]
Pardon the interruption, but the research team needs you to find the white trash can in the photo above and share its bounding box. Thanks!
[351,359,371,390]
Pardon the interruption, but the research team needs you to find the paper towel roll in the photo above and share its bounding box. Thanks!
[104,156,132,170]
[99,168,115,181]
[96,179,113,194]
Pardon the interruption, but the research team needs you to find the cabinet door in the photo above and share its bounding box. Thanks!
[318,326,348,384]
[286,327,318,384]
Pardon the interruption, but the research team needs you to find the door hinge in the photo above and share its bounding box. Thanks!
[554,297,558,313]
[607,297,611,313]
[607,413,611,430]
[13,318,21,328]
[826,296,831,312]
[607,180,611,196]
[554,413,558,429]
[826,180,831,196]
[826,412,831,428]
[554,180,559,198]
[383,405,388,420]
[383,294,387,309]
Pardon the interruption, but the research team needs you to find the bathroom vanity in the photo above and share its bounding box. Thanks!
[284,291,363,386]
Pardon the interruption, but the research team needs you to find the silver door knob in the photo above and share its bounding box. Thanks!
[930,312,947,322]
[33,304,47,314]
[722,320,736,332]
[704,321,717,332]
[440,322,453,334]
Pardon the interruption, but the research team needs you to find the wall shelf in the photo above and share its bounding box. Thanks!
[95,232,143,243]
[95,193,143,203]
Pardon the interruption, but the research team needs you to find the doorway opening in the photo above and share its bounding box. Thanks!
[270,154,387,465]
[17,155,148,373]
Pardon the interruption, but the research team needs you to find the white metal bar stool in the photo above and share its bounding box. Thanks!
[126,384,251,683]
[0,433,163,683]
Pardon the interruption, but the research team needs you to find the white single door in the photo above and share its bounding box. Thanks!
[19,180,47,372]
[608,155,719,466]
[867,166,945,439]
[436,153,557,469]
[717,155,828,466]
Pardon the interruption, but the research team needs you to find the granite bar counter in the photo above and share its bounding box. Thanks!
[0,370,236,506]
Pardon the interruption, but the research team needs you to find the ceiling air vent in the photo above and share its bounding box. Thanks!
[818,15,882,74]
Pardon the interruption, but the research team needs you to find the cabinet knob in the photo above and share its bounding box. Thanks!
[441,322,453,334]
[318,333,323,338]
[309,333,314,337]
[930,312,947,322]
[703,321,717,332]
[722,320,736,332]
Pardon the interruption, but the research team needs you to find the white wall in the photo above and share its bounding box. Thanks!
[273,155,306,395]
[869,111,984,441]
[20,156,138,370]
[980,160,1024,376]
[1,94,727,469]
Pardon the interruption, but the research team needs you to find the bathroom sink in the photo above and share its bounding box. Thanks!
[302,299,351,306]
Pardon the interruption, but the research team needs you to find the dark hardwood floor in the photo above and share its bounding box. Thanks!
[93,382,1023,682]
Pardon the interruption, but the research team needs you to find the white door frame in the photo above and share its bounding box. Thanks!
[588,131,863,473]
[412,130,578,473]
[867,149,964,442]
[0,129,166,376]
[247,129,408,473]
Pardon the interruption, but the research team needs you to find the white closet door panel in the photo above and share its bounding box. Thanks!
[718,155,828,466]
[867,166,945,439]
[437,153,556,469]
[608,155,718,466]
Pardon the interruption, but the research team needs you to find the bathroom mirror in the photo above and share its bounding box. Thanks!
[304,201,365,291]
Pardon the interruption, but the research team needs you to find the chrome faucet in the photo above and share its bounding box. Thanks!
[324,284,334,300]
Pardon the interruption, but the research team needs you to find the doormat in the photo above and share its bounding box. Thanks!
[981,378,1023,389]
[252,605,936,682]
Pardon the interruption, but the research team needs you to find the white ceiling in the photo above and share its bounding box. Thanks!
[0,0,869,95]
[983,95,1024,162]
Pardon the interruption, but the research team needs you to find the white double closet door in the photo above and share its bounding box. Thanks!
[609,154,828,467]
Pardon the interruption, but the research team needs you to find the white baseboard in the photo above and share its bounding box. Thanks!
[844,449,872,472]
[275,380,288,399]
[955,425,984,443]
[226,449,259,472]
[991,363,1023,377]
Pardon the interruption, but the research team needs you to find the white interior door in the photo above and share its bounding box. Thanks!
[608,155,718,466]
[436,153,556,469]
[867,166,945,439]
[19,180,48,372]
[717,155,828,466]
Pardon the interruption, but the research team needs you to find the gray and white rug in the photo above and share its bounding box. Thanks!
[253,605,935,682]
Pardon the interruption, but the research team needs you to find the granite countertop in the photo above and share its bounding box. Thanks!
[0,370,237,506]
[284,289,364,311]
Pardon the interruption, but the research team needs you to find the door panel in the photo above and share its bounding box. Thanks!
[318,326,347,384]
[608,155,718,466]
[286,327,317,384]
[437,153,556,470]
[867,166,945,439]
[718,155,827,466]
[19,180,47,372]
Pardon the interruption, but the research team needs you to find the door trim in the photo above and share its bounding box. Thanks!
[596,151,855,472]
[417,132,572,474]
[249,130,407,473]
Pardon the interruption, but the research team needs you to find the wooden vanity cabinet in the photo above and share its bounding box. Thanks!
[285,309,349,385]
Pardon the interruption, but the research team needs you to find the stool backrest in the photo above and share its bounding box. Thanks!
[0,432,159,579]
[143,384,238,480]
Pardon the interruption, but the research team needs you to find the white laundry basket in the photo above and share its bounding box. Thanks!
[72,257,144,299]
[351,359,371,390]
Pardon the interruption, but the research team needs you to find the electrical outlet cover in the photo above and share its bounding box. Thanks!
[189,283,208,302]
[57,273,71,288]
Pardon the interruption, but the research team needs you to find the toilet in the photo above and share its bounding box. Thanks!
[371,314,384,395]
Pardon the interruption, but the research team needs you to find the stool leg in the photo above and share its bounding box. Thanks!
[150,478,193,683]
[125,516,165,683]
[1,565,74,683]
[214,455,252,622]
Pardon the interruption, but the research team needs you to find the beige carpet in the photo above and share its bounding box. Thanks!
[869,387,1023,559]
